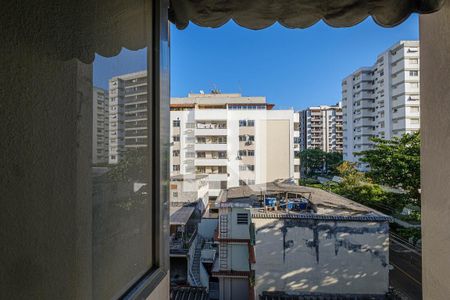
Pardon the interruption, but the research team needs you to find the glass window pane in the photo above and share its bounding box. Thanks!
[93,48,151,299]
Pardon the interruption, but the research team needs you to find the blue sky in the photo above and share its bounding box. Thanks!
[94,15,418,110]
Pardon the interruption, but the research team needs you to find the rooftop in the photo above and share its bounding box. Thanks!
[171,93,267,105]
[217,180,391,221]
[171,174,209,181]
[170,206,195,225]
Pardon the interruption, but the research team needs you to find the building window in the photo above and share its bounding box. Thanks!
[173,150,180,157]
[172,192,178,198]
[248,135,255,141]
[247,165,255,171]
[238,150,246,157]
[173,120,180,127]
[173,135,180,142]
[247,120,255,127]
[239,135,246,141]
[239,165,247,171]
[237,213,249,224]
[173,165,180,171]
[239,120,247,127]
[410,70,419,76]
[247,150,255,156]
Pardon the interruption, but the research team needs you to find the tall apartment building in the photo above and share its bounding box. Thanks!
[108,71,148,164]
[93,87,109,164]
[342,40,420,167]
[298,103,343,152]
[170,93,300,203]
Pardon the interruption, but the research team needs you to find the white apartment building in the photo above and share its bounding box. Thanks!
[108,71,148,164]
[298,103,343,152]
[293,113,301,177]
[342,40,420,167]
[170,93,301,203]
[93,87,109,164]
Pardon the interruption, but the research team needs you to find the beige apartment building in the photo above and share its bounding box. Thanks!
[170,93,301,209]
[298,103,343,152]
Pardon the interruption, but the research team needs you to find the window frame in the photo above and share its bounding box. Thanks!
[121,0,170,298]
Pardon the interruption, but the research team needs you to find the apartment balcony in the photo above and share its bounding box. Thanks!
[392,72,406,86]
[206,174,228,182]
[126,129,148,137]
[195,143,228,151]
[170,227,197,256]
[391,61,405,74]
[354,117,374,127]
[194,158,228,166]
[208,189,222,197]
[195,128,228,136]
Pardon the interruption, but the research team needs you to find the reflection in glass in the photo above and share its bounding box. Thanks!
[92,50,151,299]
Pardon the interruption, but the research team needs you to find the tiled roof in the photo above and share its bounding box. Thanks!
[260,291,387,300]
[170,287,208,300]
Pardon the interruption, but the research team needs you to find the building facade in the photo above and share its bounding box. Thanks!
[92,87,109,164]
[298,103,343,152]
[170,93,301,205]
[213,180,391,299]
[108,71,148,164]
[342,40,420,167]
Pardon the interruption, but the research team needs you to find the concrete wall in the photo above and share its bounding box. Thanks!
[0,49,93,299]
[0,8,169,300]
[145,274,170,300]
[198,218,218,239]
[220,277,249,300]
[229,208,251,239]
[230,243,250,271]
[420,3,450,299]
[253,218,389,297]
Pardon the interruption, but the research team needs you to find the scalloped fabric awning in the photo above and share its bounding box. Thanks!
[2,0,444,63]
[169,0,445,30]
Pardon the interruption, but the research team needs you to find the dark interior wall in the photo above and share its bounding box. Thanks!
[420,2,450,298]
[0,38,93,299]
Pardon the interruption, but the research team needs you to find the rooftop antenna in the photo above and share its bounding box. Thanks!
[211,83,221,94]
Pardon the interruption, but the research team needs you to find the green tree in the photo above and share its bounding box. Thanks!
[300,149,343,176]
[325,152,343,175]
[300,149,325,176]
[334,161,386,205]
[108,148,148,182]
[356,132,420,201]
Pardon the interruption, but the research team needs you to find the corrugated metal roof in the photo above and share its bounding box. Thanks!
[170,207,195,225]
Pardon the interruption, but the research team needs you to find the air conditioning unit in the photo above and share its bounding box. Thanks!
[236,156,242,160]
